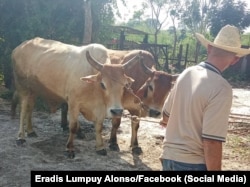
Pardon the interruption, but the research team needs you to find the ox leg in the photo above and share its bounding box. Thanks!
[61,103,84,139]
[65,110,79,159]
[131,116,143,155]
[60,103,84,139]
[109,117,121,151]
[25,94,37,137]
[95,120,107,156]
[16,94,29,145]
[61,103,68,131]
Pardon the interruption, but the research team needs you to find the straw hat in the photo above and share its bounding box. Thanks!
[195,25,250,57]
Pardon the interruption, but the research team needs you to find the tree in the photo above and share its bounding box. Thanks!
[180,0,222,63]
[0,0,87,89]
[142,0,173,44]
[209,0,250,36]
[83,0,92,44]
[168,0,186,61]
[0,0,118,89]
[181,0,222,34]
[90,0,120,43]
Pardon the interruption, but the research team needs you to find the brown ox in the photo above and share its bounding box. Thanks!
[11,37,141,157]
[107,49,179,154]
[60,49,178,154]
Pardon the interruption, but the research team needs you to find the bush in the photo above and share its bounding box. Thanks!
[0,89,13,100]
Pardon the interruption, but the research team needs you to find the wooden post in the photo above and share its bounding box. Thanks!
[184,44,189,69]
[83,0,92,44]
[177,44,183,70]
[163,45,169,71]
[119,31,125,50]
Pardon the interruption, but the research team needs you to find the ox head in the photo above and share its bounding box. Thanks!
[80,50,141,118]
[135,58,179,118]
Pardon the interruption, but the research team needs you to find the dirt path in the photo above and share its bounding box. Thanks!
[0,88,249,186]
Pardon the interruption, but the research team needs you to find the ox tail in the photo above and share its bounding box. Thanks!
[10,90,19,119]
[10,51,18,119]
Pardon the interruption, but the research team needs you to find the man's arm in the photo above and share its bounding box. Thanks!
[159,112,169,128]
[203,139,223,170]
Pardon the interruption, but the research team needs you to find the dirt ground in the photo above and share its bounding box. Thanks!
[0,85,249,186]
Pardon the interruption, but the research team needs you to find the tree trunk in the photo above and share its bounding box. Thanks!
[83,0,92,44]
[195,42,200,64]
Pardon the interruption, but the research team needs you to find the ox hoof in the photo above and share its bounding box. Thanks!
[64,151,75,159]
[96,149,107,156]
[27,131,38,138]
[132,147,143,155]
[109,143,120,152]
[16,139,26,146]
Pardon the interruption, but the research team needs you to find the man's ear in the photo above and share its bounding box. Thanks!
[207,44,212,55]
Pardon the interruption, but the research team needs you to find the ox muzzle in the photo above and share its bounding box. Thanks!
[149,109,161,118]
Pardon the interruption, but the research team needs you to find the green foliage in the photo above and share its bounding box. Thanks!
[222,67,248,82]
[0,0,86,89]
[0,0,119,87]
[0,73,3,84]
[0,89,13,101]
[181,0,203,32]
[0,0,118,108]
[209,0,250,36]
[0,0,249,93]
[241,34,250,46]
[90,0,117,43]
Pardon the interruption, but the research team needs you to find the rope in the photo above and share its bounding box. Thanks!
[124,85,150,116]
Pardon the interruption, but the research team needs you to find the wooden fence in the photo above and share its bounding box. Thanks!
[106,42,250,78]
[106,42,192,72]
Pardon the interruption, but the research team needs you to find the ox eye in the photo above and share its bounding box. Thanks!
[148,85,153,91]
[100,82,106,90]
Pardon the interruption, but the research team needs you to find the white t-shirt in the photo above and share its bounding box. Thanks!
[160,62,232,164]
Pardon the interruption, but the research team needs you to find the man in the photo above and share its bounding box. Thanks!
[159,25,250,171]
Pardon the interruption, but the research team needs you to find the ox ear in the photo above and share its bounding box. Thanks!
[80,74,99,83]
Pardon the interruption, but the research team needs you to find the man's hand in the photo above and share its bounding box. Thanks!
[159,112,169,128]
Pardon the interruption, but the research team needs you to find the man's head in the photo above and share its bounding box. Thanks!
[195,25,250,72]
[207,45,240,71]
[195,25,250,57]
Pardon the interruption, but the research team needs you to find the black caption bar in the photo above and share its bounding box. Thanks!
[31,171,249,186]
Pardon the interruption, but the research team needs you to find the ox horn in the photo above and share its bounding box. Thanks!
[140,55,154,75]
[122,51,142,70]
[86,50,103,71]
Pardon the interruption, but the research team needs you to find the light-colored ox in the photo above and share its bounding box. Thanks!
[60,49,179,154]
[11,37,141,157]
